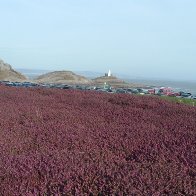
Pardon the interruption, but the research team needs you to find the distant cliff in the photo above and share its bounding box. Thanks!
[0,59,27,81]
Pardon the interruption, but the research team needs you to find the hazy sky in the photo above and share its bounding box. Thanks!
[0,0,196,80]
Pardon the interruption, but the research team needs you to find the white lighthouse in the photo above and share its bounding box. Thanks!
[108,69,112,77]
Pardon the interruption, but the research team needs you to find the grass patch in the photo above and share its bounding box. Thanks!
[159,96,196,106]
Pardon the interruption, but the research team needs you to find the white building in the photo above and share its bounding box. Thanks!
[108,69,111,77]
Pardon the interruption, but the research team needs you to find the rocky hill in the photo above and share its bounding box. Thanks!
[0,59,27,81]
[93,75,143,88]
[35,71,92,84]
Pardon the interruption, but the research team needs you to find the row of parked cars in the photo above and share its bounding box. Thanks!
[1,81,39,87]
[1,80,195,100]
[155,87,195,99]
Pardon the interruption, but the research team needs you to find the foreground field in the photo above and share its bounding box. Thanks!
[0,86,195,195]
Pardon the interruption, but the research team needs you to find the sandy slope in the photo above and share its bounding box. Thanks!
[0,59,27,82]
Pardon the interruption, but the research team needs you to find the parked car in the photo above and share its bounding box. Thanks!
[96,88,108,93]
[167,92,180,97]
[126,88,139,94]
[180,92,192,98]
[157,87,173,96]
[137,88,148,94]
[115,89,127,94]
[62,85,73,89]
[85,86,94,90]
[5,82,15,86]
[147,89,156,95]
[73,85,84,90]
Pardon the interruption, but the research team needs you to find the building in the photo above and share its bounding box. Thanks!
[108,69,111,77]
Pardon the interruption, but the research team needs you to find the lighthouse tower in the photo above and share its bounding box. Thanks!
[108,69,111,77]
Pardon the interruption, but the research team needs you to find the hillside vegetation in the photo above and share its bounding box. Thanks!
[0,86,195,195]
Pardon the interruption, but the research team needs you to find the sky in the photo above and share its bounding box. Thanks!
[0,0,196,81]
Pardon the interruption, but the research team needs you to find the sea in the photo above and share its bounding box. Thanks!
[17,69,196,96]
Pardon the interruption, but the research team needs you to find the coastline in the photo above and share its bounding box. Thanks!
[18,69,196,96]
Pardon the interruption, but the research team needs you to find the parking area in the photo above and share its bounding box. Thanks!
[1,80,195,100]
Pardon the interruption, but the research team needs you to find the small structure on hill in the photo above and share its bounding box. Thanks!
[108,69,111,77]
[105,69,112,77]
